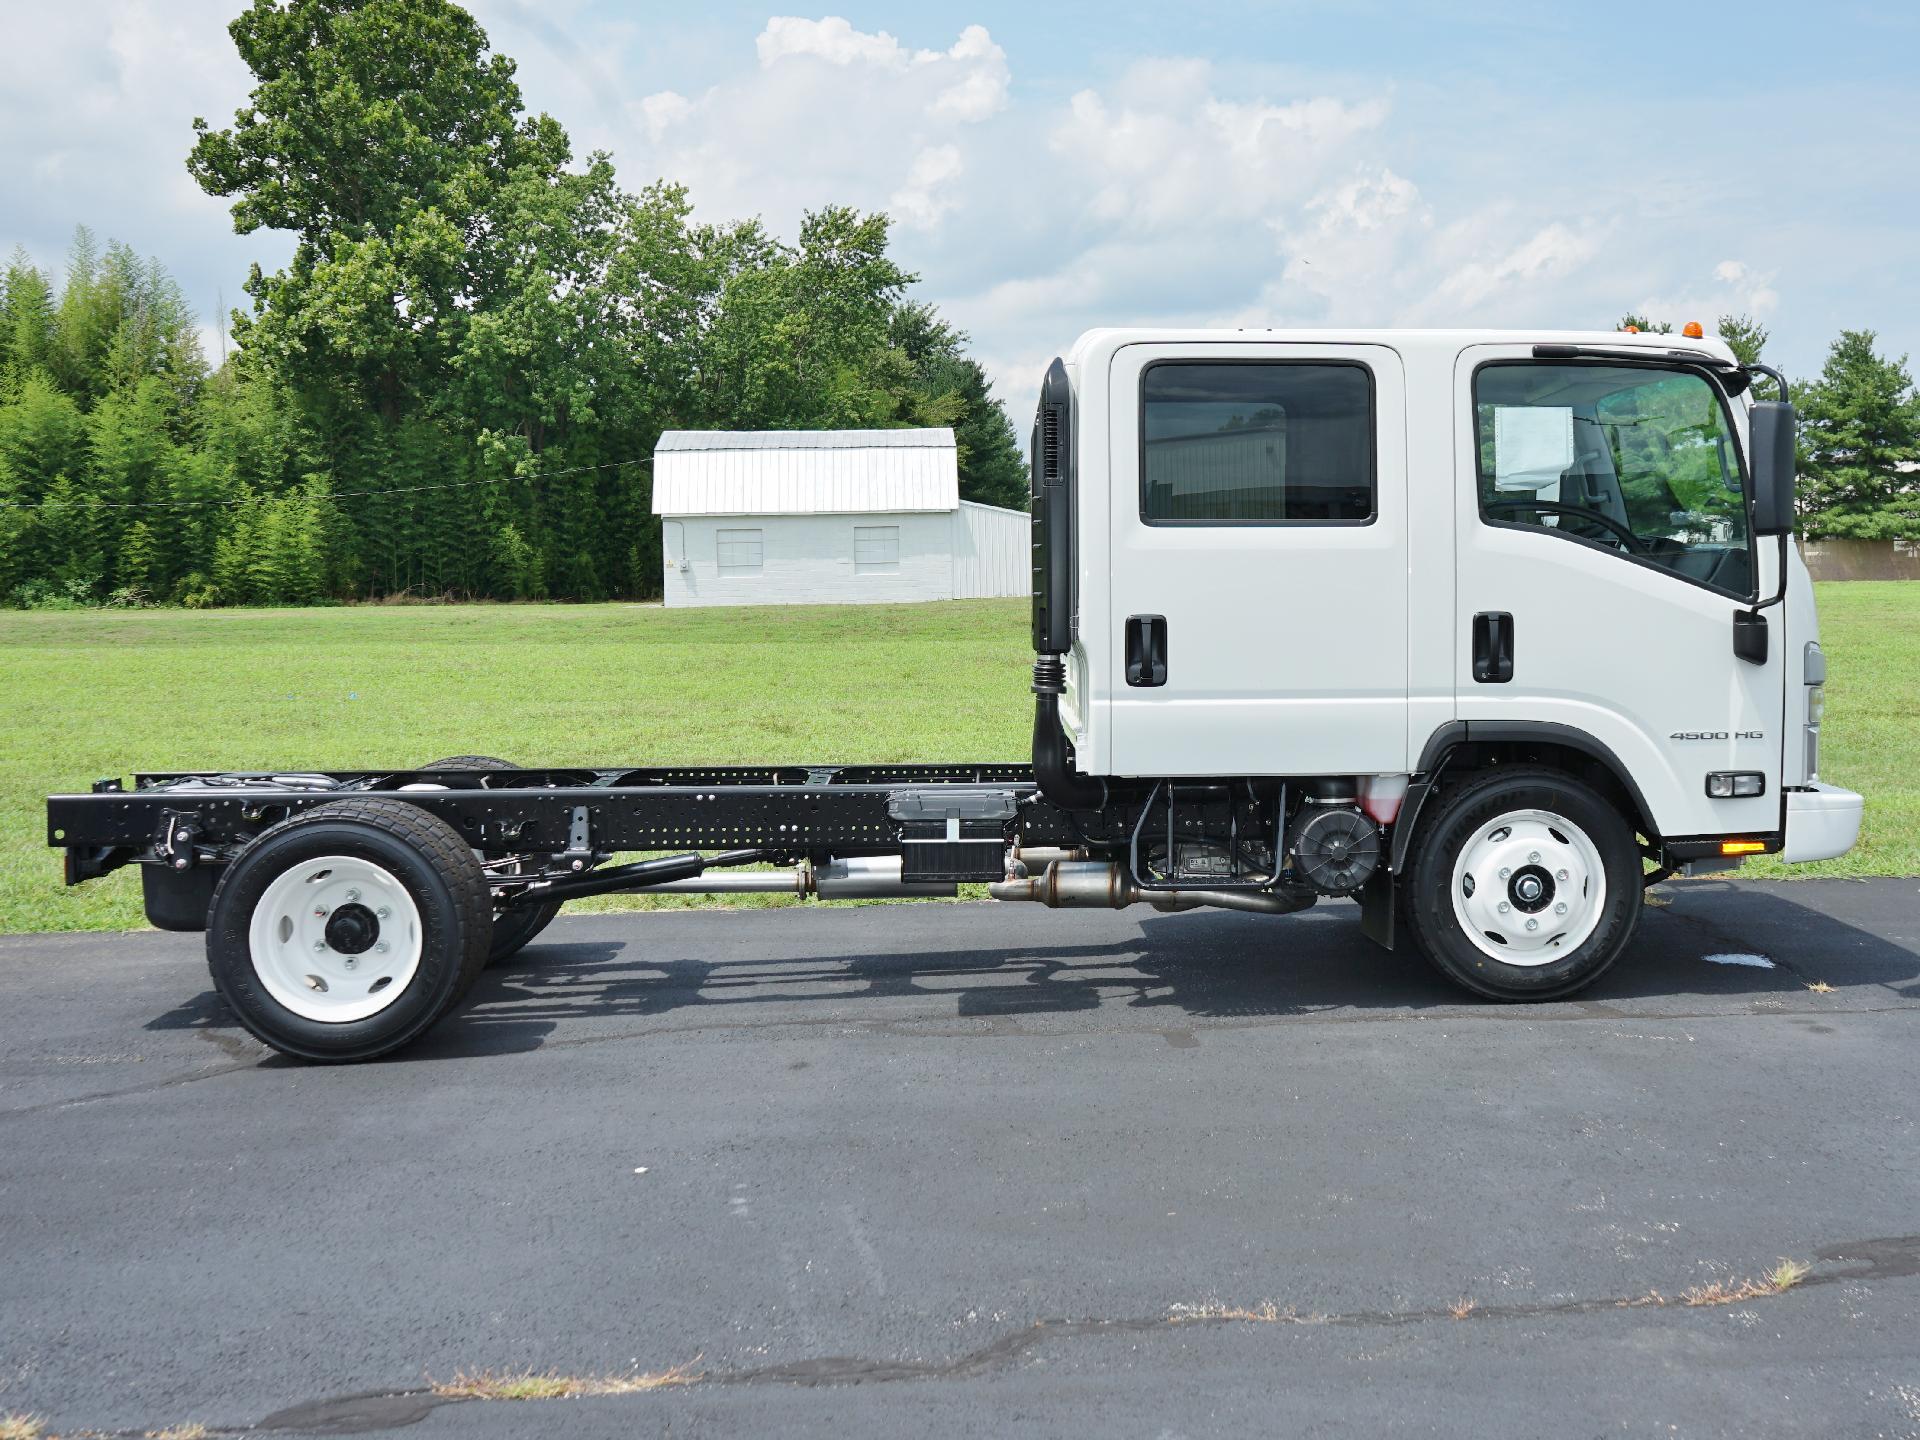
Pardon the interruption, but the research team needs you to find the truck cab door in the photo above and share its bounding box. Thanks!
[1105,342,1409,777]
[1452,346,1785,840]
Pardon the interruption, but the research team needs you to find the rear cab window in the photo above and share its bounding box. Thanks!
[1141,361,1375,524]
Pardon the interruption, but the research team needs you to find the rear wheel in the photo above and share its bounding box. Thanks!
[1403,767,1640,1001]
[206,797,490,1061]
[418,755,563,965]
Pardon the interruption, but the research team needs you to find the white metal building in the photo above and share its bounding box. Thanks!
[650,428,1029,607]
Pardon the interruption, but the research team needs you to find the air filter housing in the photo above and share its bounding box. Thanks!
[1287,804,1381,896]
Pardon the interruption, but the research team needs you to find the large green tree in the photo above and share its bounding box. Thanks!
[189,0,570,423]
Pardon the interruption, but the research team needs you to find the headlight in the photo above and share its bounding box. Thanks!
[1807,684,1825,728]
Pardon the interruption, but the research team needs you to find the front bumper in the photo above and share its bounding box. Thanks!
[1783,783,1864,863]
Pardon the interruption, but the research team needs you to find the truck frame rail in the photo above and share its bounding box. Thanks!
[49,763,1084,891]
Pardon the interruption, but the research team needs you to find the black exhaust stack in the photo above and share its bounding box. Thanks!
[1029,359,1105,810]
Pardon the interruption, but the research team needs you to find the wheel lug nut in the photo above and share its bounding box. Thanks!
[313,906,328,918]
[313,939,327,952]
[345,888,360,902]
[376,906,390,919]
[343,956,357,969]
[1498,867,1511,881]
[1555,901,1568,915]
[1556,869,1569,881]
[1497,901,1510,914]
[375,941,388,954]
[1525,918,1539,931]
[1528,851,1541,863]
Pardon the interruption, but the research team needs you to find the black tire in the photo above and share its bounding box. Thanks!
[419,755,563,965]
[1403,766,1641,1001]
[206,797,491,1062]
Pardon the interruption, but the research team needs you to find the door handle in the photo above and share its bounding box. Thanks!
[1126,614,1168,687]
[1472,611,1514,684]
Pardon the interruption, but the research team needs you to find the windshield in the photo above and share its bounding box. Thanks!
[1474,362,1752,597]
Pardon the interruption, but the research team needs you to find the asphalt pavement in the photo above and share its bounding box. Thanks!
[2,878,1918,1438]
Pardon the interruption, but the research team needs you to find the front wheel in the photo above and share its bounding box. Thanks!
[205,797,492,1061]
[1403,767,1641,1001]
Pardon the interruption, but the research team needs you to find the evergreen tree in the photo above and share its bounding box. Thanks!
[118,519,159,599]
[1716,314,1770,367]
[1796,330,1920,539]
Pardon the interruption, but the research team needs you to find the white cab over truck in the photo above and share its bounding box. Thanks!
[47,328,1863,1062]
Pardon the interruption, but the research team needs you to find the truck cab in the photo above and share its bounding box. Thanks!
[1024,327,1863,997]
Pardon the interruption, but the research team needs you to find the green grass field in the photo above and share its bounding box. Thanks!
[2,585,1912,934]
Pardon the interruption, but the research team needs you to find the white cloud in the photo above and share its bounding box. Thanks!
[1632,259,1783,335]
[757,16,910,68]
[890,145,965,230]
[628,16,1008,251]
[1713,259,1781,315]
[638,90,691,141]
[1048,67,1388,232]
[750,15,1008,120]
[1432,223,1604,312]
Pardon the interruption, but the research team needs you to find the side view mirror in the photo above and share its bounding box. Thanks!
[1748,400,1797,536]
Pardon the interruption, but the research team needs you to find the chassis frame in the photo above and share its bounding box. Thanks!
[49,764,1094,917]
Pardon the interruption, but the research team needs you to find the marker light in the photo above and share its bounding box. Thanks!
[1683,321,1705,338]
[1622,324,1640,333]
[1720,840,1767,856]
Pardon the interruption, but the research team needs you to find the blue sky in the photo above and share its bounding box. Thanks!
[5,0,1915,406]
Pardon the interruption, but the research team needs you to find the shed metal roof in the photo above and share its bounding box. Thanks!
[651,428,960,516]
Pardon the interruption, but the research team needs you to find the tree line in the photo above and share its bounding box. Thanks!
[0,0,1027,608]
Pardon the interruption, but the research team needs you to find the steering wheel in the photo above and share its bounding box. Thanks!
[1485,499,1646,553]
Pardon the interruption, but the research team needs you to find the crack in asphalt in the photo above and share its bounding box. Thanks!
[75,1236,1914,1437]
[0,1057,261,1119]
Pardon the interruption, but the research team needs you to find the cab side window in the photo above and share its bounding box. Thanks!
[1142,361,1374,524]
[1473,362,1752,596]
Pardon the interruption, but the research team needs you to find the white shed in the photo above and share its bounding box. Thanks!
[650,428,1029,608]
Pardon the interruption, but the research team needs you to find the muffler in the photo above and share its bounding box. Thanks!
[988,860,1314,916]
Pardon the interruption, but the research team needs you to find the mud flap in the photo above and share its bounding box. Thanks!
[1359,869,1396,951]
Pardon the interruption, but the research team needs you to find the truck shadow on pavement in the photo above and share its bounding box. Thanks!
[140,881,1918,1064]
[387,881,1919,1061]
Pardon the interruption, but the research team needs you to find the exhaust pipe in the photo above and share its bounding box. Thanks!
[641,856,957,899]
[988,860,1314,916]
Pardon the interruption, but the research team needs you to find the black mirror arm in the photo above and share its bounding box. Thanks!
[1742,363,1791,404]
[1750,531,1790,616]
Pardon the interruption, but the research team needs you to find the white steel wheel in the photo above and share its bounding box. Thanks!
[1449,808,1606,966]
[246,855,424,1023]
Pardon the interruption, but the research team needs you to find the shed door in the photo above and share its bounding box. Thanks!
[1106,343,1410,776]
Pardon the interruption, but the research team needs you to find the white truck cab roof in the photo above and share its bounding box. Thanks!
[1062,327,1743,375]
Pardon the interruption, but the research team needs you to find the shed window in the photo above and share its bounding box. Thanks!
[716,527,763,575]
[854,524,900,573]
